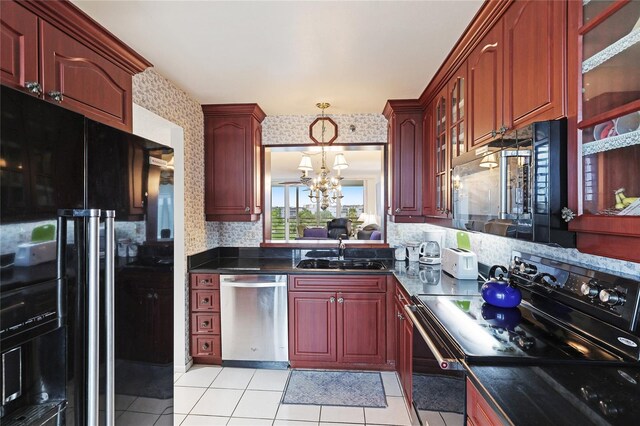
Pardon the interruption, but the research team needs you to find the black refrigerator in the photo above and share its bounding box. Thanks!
[0,86,174,425]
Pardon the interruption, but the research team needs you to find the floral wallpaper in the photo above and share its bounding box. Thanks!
[388,222,640,277]
[216,113,389,246]
[263,113,388,145]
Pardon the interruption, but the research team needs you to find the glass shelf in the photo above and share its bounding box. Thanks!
[583,28,640,73]
[582,129,640,155]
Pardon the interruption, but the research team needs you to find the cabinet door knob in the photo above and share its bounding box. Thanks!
[245,207,250,212]
[491,129,497,138]
[395,208,401,213]
[201,321,210,327]
[202,342,210,350]
[397,312,405,320]
[499,126,508,135]
[47,91,64,103]
[329,297,335,303]
[201,297,210,304]
[337,297,344,304]
[200,279,211,285]
[561,207,576,222]
[24,81,42,95]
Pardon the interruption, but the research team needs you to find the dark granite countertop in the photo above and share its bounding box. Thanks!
[466,363,640,426]
[188,247,640,426]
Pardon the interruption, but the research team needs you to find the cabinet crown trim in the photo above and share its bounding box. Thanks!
[202,103,267,122]
[382,99,424,119]
[20,0,152,74]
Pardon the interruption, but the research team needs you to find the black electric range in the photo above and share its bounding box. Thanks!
[408,252,640,425]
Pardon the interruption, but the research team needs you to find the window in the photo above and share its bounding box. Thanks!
[265,145,385,243]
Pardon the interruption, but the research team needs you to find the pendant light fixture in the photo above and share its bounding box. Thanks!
[298,103,348,210]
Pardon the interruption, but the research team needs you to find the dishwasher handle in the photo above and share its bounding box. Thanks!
[221,281,286,288]
[220,274,287,288]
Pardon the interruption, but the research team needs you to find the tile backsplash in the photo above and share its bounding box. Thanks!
[388,222,640,277]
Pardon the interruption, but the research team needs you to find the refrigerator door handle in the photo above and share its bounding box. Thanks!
[56,215,67,280]
[103,210,116,426]
[86,210,101,426]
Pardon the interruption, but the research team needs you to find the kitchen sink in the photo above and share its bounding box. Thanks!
[296,259,387,270]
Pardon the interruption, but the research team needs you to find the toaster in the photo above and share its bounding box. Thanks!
[441,248,478,280]
[14,240,56,267]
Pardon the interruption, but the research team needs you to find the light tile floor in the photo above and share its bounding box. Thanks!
[117,365,463,425]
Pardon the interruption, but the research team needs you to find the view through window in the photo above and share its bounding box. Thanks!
[266,146,384,243]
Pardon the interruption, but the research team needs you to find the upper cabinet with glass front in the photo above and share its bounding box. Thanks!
[568,0,640,261]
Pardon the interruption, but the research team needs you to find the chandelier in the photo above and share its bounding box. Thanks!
[298,103,348,210]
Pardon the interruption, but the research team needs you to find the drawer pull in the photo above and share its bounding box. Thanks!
[202,342,210,350]
[201,297,210,304]
[201,321,210,327]
[200,279,212,285]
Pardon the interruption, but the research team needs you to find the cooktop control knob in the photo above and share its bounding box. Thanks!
[599,399,622,417]
[518,262,537,275]
[580,280,600,298]
[599,289,625,306]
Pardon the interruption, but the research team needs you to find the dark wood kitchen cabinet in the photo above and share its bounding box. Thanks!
[565,0,640,262]
[116,267,173,364]
[502,0,565,130]
[383,100,425,222]
[189,273,222,364]
[469,22,504,148]
[203,104,266,222]
[469,0,565,148]
[0,1,151,132]
[467,379,505,426]
[288,275,387,368]
[394,281,413,407]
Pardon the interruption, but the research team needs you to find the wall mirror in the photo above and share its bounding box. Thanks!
[264,144,385,244]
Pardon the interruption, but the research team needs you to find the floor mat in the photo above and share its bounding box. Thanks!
[114,359,173,400]
[412,374,464,413]
[282,370,387,408]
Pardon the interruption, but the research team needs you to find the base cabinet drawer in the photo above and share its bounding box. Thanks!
[191,290,220,311]
[191,274,220,289]
[191,335,221,358]
[192,313,220,334]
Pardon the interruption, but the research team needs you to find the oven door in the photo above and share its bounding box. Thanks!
[405,304,464,371]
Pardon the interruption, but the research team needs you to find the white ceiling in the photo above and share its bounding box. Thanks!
[71,0,483,115]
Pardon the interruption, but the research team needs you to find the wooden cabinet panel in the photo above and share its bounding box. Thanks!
[469,23,504,147]
[191,313,220,334]
[288,291,337,363]
[288,275,388,368]
[394,282,413,406]
[191,289,220,312]
[503,0,565,128]
[191,335,221,358]
[191,273,220,289]
[0,1,38,92]
[203,104,265,221]
[289,274,386,292]
[338,292,386,364]
[467,379,505,426]
[189,273,221,364]
[40,22,132,131]
[383,100,425,221]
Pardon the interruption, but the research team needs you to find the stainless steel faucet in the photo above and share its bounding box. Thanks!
[338,237,346,260]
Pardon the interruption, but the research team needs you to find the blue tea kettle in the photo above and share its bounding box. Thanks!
[481,265,522,308]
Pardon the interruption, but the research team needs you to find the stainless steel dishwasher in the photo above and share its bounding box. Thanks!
[219,274,288,368]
